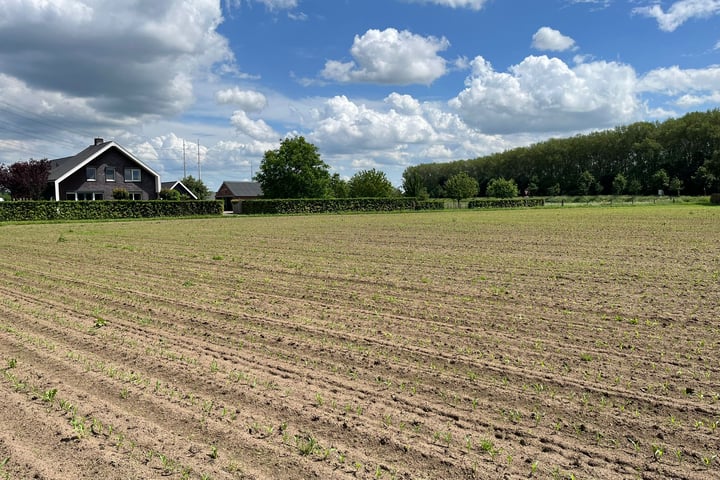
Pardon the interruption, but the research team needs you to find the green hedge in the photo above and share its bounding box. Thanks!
[414,200,445,210]
[468,198,545,209]
[238,197,426,215]
[0,200,223,221]
[711,193,720,205]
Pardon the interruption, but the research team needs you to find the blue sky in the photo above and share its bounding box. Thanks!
[1,0,719,191]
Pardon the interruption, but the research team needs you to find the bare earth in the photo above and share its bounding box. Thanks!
[0,206,718,479]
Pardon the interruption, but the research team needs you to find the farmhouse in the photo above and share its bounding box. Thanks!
[161,180,198,199]
[48,138,161,201]
[215,181,263,211]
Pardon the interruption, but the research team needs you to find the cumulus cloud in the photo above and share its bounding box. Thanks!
[638,64,720,95]
[321,28,450,85]
[401,0,489,9]
[311,95,437,152]
[532,27,577,51]
[216,87,268,112]
[633,0,720,32]
[0,0,233,119]
[449,55,640,134]
[231,110,279,141]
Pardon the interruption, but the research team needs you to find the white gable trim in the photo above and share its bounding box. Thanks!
[53,141,161,201]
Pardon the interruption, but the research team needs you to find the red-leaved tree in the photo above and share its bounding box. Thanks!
[0,159,51,200]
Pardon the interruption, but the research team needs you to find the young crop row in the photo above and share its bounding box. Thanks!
[0,206,718,478]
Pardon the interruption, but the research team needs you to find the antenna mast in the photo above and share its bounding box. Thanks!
[183,140,186,178]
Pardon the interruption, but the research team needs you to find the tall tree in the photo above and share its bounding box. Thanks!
[0,159,51,200]
[347,169,395,197]
[254,136,331,198]
[181,175,211,200]
[445,172,479,206]
[402,169,429,199]
[329,173,349,198]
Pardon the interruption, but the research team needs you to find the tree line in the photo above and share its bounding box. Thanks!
[402,109,720,198]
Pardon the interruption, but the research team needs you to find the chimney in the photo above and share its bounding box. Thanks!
[94,137,104,145]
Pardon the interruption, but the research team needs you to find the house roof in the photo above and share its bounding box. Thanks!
[161,180,198,199]
[217,181,263,197]
[48,142,109,181]
[49,140,161,200]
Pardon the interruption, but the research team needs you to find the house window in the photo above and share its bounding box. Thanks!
[129,192,142,200]
[68,192,104,201]
[106,167,115,182]
[124,168,141,182]
[86,167,96,181]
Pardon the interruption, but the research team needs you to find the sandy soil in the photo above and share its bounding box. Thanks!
[0,206,718,479]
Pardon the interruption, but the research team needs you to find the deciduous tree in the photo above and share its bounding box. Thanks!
[0,159,51,200]
[347,168,395,197]
[254,136,331,198]
[445,172,479,206]
[485,177,518,198]
[181,175,211,200]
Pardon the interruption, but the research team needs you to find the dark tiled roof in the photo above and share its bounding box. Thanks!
[219,181,263,197]
[48,142,109,181]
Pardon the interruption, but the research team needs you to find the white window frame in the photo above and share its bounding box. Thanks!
[86,167,96,181]
[124,168,141,182]
[105,167,115,182]
[67,191,104,201]
[129,192,142,200]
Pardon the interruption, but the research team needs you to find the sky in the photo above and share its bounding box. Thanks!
[0,0,719,192]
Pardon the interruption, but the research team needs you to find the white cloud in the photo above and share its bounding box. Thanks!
[638,64,720,95]
[229,0,297,10]
[402,0,489,9]
[256,0,298,9]
[449,55,640,134]
[321,28,450,85]
[216,88,268,112]
[385,93,423,115]
[674,91,720,107]
[532,27,577,51]
[311,95,437,152]
[0,0,233,119]
[231,111,279,141]
[633,0,720,32]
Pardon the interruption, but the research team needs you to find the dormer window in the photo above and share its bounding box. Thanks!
[86,167,96,181]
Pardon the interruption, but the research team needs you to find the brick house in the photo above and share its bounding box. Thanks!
[48,138,160,201]
[215,181,263,211]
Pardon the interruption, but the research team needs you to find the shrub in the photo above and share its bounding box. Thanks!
[112,188,130,200]
[710,193,720,205]
[486,178,519,198]
[159,188,182,201]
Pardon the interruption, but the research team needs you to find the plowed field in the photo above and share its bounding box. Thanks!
[1,206,719,479]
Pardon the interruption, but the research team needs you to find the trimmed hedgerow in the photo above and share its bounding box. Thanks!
[467,198,545,209]
[238,197,421,215]
[0,200,222,221]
